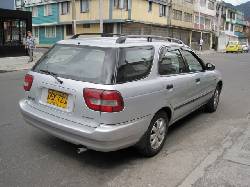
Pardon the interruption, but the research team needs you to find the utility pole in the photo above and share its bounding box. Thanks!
[99,0,104,33]
[217,4,222,37]
[198,0,201,30]
[167,0,172,26]
[72,0,76,35]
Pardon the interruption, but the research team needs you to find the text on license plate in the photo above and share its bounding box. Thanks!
[47,89,68,108]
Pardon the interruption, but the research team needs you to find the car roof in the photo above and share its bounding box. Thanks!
[56,37,185,49]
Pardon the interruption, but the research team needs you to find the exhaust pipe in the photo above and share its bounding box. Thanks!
[77,146,88,154]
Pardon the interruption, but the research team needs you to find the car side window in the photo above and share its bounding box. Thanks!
[158,49,187,75]
[116,46,154,83]
[181,50,203,72]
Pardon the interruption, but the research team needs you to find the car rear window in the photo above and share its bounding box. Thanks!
[116,46,154,83]
[33,44,117,84]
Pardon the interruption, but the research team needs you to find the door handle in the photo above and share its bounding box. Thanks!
[166,84,173,90]
[196,78,201,83]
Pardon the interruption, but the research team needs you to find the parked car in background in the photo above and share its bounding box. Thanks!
[226,41,243,53]
[241,42,249,53]
[19,34,223,157]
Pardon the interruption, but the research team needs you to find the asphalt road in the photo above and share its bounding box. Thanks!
[0,53,250,187]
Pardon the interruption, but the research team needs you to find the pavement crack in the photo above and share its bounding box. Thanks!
[224,158,250,167]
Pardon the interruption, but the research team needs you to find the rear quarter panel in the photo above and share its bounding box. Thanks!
[99,77,170,125]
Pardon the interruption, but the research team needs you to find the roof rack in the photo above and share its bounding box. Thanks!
[71,33,123,39]
[70,33,185,45]
[116,35,184,44]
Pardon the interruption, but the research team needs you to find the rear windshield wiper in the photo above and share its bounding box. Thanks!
[40,69,63,84]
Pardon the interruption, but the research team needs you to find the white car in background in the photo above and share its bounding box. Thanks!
[241,42,249,53]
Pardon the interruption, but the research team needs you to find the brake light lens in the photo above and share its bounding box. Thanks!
[83,88,124,112]
[23,74,33,91]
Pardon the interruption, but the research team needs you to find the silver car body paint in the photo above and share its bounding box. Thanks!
[19,37,222,152]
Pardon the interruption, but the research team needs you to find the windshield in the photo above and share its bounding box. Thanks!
[33,45,117,84]
[228,41,238,45]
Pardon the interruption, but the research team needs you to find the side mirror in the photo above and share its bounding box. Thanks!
[206,63,215,71]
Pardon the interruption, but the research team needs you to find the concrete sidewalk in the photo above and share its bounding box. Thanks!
[0,52,43,72]
[180,120,250,187]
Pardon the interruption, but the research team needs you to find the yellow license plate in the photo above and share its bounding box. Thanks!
[47,89,68,108]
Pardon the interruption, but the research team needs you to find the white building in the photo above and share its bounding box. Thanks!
[191,0,217,50]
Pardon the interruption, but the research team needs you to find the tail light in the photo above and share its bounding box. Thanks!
[83,88,124,112]
[23,74,33,91]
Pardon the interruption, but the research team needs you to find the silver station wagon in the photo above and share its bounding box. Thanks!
[19,34,223,157]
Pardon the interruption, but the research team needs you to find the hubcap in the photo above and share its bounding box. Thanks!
[214,89,219,108]
[150,118,166,150]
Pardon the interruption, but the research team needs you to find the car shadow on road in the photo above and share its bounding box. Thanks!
[32,107,205,169]
[168,107,204,134]
[34,132,143,169]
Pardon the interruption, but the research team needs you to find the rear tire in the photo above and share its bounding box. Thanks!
[137,111,169,157]
[205,85,221,113]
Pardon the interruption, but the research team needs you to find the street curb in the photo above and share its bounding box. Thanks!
[0,69,27,74]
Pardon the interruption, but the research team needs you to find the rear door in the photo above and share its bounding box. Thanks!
[157,47,196,121]
[28,44,117,128]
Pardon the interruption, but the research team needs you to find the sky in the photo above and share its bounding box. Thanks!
[0,0,14,10]
[224,0,250,5]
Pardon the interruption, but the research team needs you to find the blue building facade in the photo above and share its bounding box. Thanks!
[30,3,64,45]
[17,1,64,46]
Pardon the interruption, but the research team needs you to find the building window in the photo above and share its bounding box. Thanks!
[173,9,182,20]
[61,2,70,15]
[66,25,73,36]
[124,0,129,10]
[80,0,89,12]
[114,0,119,7]
[200,16,205,24]
[200,0,206,7]
[184,12,192,22]
[208,0,215,10]
[195,15,199,23]
[32,27,39,38]
[114,0,129,10]
[230,24,234,32]
[205,18,211,29]
[225,22,229,30]
[45,26,56,38]
[232,13,235,20]
[159,4,166,17]
[185,0,193,3]
[44,4,52,16]
[148,1,153,12]
[83,24,91,28]
[32,6,38,17]
[228,11,236,20]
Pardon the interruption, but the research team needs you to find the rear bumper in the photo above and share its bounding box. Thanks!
[19,99,151,152]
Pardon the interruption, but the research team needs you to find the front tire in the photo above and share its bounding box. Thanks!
[137,111,169,157]
[205,85,221,113]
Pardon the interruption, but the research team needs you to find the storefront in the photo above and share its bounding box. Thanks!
[0,8,32,57]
